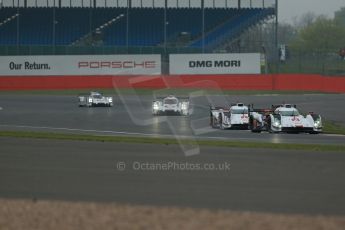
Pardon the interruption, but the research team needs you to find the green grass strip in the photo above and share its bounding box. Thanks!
[0,130,344,152]
[323,120,345,135]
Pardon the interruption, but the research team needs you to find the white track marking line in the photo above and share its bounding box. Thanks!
[0,124,239,140]
[253,94,280,96]
[0,124,164,136]
[322,134,345,137]
[0,124,344,139]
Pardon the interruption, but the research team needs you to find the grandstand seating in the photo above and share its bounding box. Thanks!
[190,8,275,50]
[0,7,18,45]
[0,7,274,49]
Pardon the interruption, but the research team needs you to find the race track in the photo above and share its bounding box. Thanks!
[0,93,345,215]
[1,137,345,215]
[0,93,344,145]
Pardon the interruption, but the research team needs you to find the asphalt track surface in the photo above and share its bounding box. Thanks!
[0,94,344,145]
[0,93,345,215]
[1,137,345,215]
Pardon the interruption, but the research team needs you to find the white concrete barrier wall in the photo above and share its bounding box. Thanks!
[169,53,261,75]
[0,55,161,76]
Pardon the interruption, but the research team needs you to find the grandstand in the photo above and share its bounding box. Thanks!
[0,0,276,53]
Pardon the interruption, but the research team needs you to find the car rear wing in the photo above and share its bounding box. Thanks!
[154,96,189,99]
[210,105,230,112]
[153,96,190,102]
[271,104,297,110]
[250,108,273,113]
[230,103,251,107]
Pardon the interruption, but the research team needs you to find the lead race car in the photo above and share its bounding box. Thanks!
[78,91,113,107]
[152,95,190,115]
[249,104,322,134]
[210,103,250,129]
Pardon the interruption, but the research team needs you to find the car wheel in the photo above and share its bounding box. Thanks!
[267,122,275,133]
[218,114,224,130]
[251,120,261,133]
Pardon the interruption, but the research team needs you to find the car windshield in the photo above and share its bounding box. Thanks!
[93,95,103,99]
[164,99,178,105]
[231,109,248,114]
[280,110,300,116]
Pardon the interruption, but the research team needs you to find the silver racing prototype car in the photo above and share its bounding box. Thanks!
[78,91,113,107]
[249,104,322,134]
[152,95,190,115]
[210,103,250,129]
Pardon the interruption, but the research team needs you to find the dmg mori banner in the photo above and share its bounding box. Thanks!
[0,55,161,76]
[169,53,260,74]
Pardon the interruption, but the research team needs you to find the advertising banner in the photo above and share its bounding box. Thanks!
[0,54,161,76]
[169,53,260,74]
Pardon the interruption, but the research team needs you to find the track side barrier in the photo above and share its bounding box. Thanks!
[0,74,344,93]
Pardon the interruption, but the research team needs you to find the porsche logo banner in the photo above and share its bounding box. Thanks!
[0,54,161,76]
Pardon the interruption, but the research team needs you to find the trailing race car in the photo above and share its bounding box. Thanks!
[210,103,250,129]
[78,91,113,107]
[152,95,190,115]
[249,104,322,134]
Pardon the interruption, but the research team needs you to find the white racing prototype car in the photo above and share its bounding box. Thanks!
[210,103,250,129]
[78,91,113,107]
[152,95,190,115]
[249,104,322,134]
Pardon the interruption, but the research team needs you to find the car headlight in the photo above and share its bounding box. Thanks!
[108,98,113,103]
[88,98,92,103]
[314,119,322,128]
[153,103,159,110]
[273,119,281,128]
[181,103,188,110]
